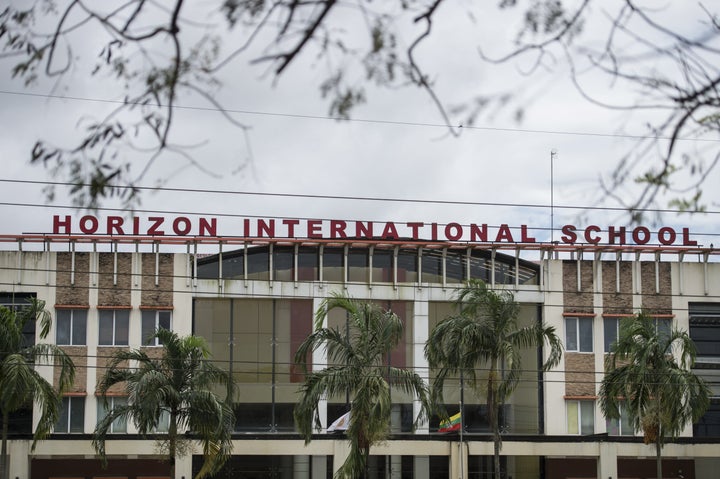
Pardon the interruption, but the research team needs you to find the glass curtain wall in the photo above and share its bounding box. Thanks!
[427,302,542,435]
[194,298,313,432]
[196,245,538,286]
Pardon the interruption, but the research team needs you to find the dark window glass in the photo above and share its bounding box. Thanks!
[0,293,37,346]
[421,249,442,283]
[273,248,294,281]
[196,259,220,279]
[371,248,393,283]
[396,250,417,283]
[56,309,87,346]
[695,398,720,437]
[297,247,318,280]
[469,252,491,282]
[99,310,129,346]
[222,254,244,279]
[347,248,368,282]
[446,251,465,283]
[323,247,344,282]
[142,310,172,345]
[56,397,84,433]
[246,249,269,280]
[604,317,619,352]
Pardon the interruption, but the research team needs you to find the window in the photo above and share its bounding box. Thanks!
[604,317,622,352]
[98,309,129,346]
[1,292,37,346]
[567,400,594,435]
[97,397,128,433]
[150,408,170,433]
[141,310,172,346]
[605,316,673,352]
[56,309,87,345]
[55,397,84,433]
[566,317,593,352]
[606,402,633,436]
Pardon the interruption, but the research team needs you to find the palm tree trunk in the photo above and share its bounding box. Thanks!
[169,414,178,479]
[655,439,662,479]
[1,410,8,479]
[487,360,501,479]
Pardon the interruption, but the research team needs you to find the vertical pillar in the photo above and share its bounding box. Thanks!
[597,442,618,479]
[176,453,192,479]
[313,297,328,430]
[413,293,429,432]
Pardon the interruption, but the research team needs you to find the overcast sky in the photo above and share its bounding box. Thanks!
[1,1,718,254]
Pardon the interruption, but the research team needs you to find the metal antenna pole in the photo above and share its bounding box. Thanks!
[551,149,557,245]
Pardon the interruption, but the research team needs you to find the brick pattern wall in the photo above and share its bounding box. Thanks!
[140,253,174,307]
[98,253,132,306]
[55,252,90,305]
[562,260,594,314]
[564,353,596,396]
[601,261,633,314]
[96,347,128,394]
[641,261,672,313]
[54,346,87,393]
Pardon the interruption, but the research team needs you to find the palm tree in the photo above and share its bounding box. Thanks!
[600,312,710,479]
[93,329,235,479]
[294,293,431,479]
[0,299,75,479]
[425,279,563,479]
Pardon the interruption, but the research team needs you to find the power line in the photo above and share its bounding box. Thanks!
[2,89,719,143]
[1,179,720,217]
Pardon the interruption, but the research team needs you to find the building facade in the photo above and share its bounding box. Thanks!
[1,234,718,479]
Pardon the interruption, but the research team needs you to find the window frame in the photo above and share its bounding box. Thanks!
[566,399,594,435]
[141,309,172,346]
[56,396,85,433]
[56,308,88,346]
[604,315,673,352]
[97,396,128,434]
[606,402,634,436]
[565,316,593,352]
[98,308,130,346]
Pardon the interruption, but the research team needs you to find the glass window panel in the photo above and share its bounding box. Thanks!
[246,250,269,280]
[273,249,294,282]
[347,248,368,282]
[98,310,114,345]
[567,401,578,434]
[297,247,318,281]
[604,317,618,352]
[70,398,83,432]
[159,311,171,330]
[657,318,672,340]
[371,248,393,283]
[421,250,442,283]
[396,249,418,283]
[72,310,87,345]
[565,318,578,351]
[197,259,219,279]
[56,397,70,433]
[222,254,244,279]
[115,310,129,345]
[469,252,490,282]
[323,248,344,283]
[580,401,594,434]
[141,310,155,344]
[445,252,464,283]
[98,397,127,433]
[579,317,593,352]
[56,310,71,345]
[607,417,620,435]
